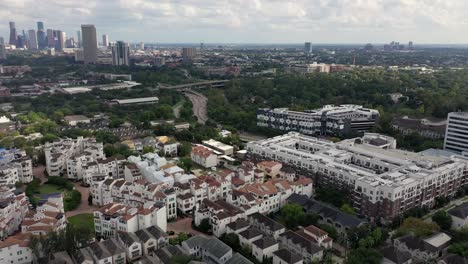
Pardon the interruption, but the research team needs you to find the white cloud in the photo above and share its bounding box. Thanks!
[1,0,468,43]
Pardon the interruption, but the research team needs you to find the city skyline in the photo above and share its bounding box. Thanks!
[1,0,468,44]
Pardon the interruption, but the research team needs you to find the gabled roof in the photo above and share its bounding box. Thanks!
[202,238,232,259]
[226,253,254,264]
[381,246,411,264]
[252,237,277,249]
[273,249,302,264]
[249,212,285,231]
[448,202,468,219]
[226,219,250,231]
[239,228,263,240]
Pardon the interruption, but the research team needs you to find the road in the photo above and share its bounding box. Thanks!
[66,183,97,218]
[167,217,209,237]
[183,91,208,124]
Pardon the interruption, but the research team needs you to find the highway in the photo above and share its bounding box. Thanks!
[183,91,208,124]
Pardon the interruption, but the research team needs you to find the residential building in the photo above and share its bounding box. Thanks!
[278,230,324,262]
[0,148,33,184]
[448,202,468,230]
[392,116,446,139]
[239,228,263,248]
[444,112,468,154]
[93,202,167,239]
[75,238,126,264]
[381,246,412,264]
[256,161,282,178]
[22,193,67,236]
[304,42,312,53]
[45,136,104,177]
[394,233,451,261]
[134,226,168,254]
[0,187,28,239]
[182,47,194,60]
[272,248,303,264]
[247,213,285,239]
[112,41,130,66]
[81,24,98,64]
[182,236,232,264]
[194,199,245,237]
[64,115,91,126]
[289,63,330,73]
[203,139,234,156]
[248,132,468,222]
[191,145,218,168]
[116,231,143,261]
[288,194,365,234]
[252,237,279,263]
[0,233,33,264]
[257,105,380,136]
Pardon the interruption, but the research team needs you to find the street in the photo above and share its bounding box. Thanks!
[183,91,208,124]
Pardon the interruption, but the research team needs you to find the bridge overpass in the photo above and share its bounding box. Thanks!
[159,80,229,91]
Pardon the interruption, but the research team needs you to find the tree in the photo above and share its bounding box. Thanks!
[432,211,452,230]
[397,217,439,237]
[340,203,356,215]
[346,248,382,264]
[170,255,192,264]
[88,194,93,206]
[281,203,305,229]
[220,233,241,252]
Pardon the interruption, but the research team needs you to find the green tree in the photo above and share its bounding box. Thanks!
[397,217,439,237]
[432,211,453,230]
[340,203,356,215]
[346,248,382,264]
[281,203,305,229]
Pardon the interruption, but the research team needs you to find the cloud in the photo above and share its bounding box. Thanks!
[1,0,468,43]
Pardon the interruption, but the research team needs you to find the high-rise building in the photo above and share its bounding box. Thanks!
[182,47,194,59]
[139,42,144,50]
[55,30,66,51]
[9,22,17,46]
[408,41,414,50]
[111,41,130,66]
[27,30,38,50]
[47,29,55,48]
[200,42,204,51]
[76,31,82,48]
[36,21,47,49]
[0,37,6,60]
[81,25,98,64]
[65,38,75,48]
[444,112,468,155]
[102,34,109,47]
[304,42,312,53]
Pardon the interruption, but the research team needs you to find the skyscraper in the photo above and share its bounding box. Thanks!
[76,31,82,48]
[102,34,109,47]
[9,22,17,46]
[0,37,6,60]
[36,21,47,49]
[81,25,98,64]
[111,41,130,66]
[55,30,66,51]
[27,30,38,50]
[139,42,144,50]
[304,42,312,53]
[47,29,55,48]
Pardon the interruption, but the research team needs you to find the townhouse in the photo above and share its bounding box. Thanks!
[191,145,218,168]
[252,237,279,263]
[21,193,66,236]
[194,199,246,237]
[74,238,126,264]
[247,132,468,222]
[93,202,167,239]
[447,202,468,230]
[0,187,28,239]
[0,233,33,264]
[247,213,285,240]
[182,236,234,264]
[394,232,451,262]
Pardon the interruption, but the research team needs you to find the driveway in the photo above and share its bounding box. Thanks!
[66,182,97,218]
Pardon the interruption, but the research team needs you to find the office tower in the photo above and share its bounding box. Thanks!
[27,30,38,50]
[65,38,75,48]
[9,22,17,46]
[444,112,468,154]
[304,42,312,53]
[408,41,414,50]
[47,29,55,47]
[139,42,144,50]
[55,30,66,51]
[76,31,82,48]
[200,42,204,50]
[111,41,130,66]
[17,31,26,48]
[102,34,109,47]
[36,21,47,49]
[182,47,194,59]
[0,37,6,60]
[81,25,98,64]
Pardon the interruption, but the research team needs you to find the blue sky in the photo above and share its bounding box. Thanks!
[1,0,468,44]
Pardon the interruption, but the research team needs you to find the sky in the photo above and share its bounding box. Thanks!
[1,0,468,44]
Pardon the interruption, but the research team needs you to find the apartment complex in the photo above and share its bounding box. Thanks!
[0,187,28,239]
[0,148,33,185]
[44,137,105,178]
[257,105,380,136]
[444,112,468,154]
[21,193,67,236]
[247,132,468,222]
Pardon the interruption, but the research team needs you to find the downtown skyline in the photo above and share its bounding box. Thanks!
[1,0,468,44]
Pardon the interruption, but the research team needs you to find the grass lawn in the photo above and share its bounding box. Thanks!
[37,184,64,195]
[68,213,95,232]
